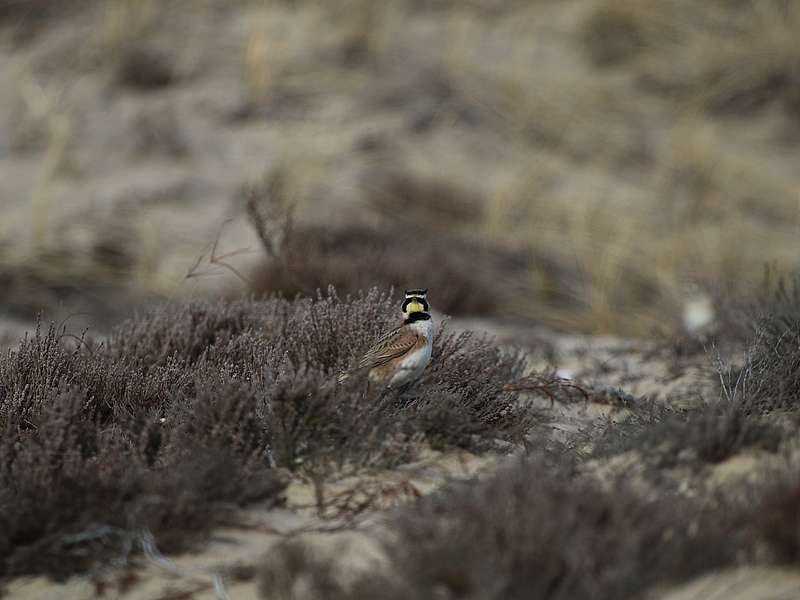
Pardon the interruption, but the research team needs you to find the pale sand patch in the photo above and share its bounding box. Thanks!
[652,567,800,600]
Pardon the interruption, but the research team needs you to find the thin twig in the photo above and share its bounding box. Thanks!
[504,374,591,406]
[185,219,254,285]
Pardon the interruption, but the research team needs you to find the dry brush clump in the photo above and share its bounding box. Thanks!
[257,450,800,600]
[676,270,800,357]
[692,271,800,414]
[727,273,800,414]
[0,289,534,580]
[586,347,787,471]
[258,456,741,600]
[588,272,800,480]
[0,324,284,580]
[589,398,783,471]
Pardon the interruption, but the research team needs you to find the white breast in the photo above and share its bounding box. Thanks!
[408,318,434,339]
[388,318,434,387]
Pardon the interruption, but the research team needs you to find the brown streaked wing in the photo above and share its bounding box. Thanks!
[357,327,420,370]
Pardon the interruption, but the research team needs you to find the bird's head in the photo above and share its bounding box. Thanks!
[402,289,429,319]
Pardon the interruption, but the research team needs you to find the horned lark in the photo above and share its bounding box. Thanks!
[340,289,433,387]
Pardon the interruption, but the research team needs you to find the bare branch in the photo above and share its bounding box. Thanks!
[185,219,254,284]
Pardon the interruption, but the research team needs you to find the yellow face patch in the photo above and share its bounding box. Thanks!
[405,300,425,314]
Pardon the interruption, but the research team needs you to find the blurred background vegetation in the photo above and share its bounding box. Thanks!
[1,0,799,338]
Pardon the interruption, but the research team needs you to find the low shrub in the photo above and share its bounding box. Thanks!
[0,289,532,579]
[387,460,737,599]
[589,399,783,468]
[258,456,741,600]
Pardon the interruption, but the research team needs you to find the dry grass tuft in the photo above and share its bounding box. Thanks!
[582,1,800,117]
[245,168,296,260]
[690,271,800,413]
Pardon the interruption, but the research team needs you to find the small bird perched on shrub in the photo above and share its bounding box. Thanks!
[339,289,433,387]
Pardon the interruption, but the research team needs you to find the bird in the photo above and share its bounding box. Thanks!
[339,289,433,387]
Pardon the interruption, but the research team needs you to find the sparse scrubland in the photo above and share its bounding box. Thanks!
[255,275,800,599]
[3,275,800,597]
[0,290,533,581]
[3,0,800,598]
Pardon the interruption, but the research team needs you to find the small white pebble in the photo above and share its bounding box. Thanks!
[556,368,573,380]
